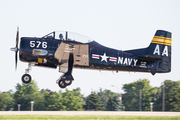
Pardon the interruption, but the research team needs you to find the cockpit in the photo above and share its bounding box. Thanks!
[42,31,93,43]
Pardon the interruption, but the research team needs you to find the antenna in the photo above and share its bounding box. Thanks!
[66,31,68,40]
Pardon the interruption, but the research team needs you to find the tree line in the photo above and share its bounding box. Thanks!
[0,79,180,111]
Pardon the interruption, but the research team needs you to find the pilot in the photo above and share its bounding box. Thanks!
[59,34,64,40]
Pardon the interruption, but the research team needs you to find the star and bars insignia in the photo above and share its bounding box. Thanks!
[92,53,117,62]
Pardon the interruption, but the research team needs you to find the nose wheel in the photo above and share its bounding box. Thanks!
[22,74,32,84]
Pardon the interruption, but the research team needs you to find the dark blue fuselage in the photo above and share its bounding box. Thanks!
[19,37,152,73]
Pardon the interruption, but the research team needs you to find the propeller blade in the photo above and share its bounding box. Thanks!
[15,27,19,70]
[15,51,18,70]
[16,27,19,49]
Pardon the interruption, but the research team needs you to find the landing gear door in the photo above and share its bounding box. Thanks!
[74,44,89,66]
[54,42,70,64]
[54,42,70,73]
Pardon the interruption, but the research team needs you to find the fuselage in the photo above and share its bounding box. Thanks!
[19,37,155,73]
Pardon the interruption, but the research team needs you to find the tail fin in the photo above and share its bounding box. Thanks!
[124,30,171,74]
[147,30,172,73]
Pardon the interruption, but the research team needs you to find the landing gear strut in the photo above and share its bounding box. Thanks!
[22,64,32,84]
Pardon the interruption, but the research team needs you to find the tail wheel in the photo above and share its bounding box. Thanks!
[58,80,67,88]
[22,74,31,84]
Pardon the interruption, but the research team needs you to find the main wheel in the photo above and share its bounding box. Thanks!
[58,80,67,88]
[22,74,31,84]
[64,80,72,86]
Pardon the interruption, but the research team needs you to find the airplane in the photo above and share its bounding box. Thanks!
[10,28,172,88]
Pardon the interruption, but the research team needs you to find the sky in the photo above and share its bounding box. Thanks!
[0,0,180,96]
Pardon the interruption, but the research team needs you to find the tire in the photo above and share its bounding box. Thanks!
[64,80,72,86]
[21,74,31,84]
[58,80,67,88]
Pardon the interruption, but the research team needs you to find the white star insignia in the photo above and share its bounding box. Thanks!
[101,53,109,62]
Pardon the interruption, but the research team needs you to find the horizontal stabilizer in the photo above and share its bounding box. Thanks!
[137,55,162,61]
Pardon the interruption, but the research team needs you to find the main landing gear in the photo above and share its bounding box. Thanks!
[21,64,32,84]
[56,53,74,88]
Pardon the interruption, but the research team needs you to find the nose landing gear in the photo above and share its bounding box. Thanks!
[21,64,32,84]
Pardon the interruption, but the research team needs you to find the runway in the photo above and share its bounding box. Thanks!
[0,111,180,116]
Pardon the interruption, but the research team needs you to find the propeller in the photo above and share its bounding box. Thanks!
[10,27,19,70]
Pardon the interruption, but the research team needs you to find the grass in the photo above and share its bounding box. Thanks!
[0,115,180,120]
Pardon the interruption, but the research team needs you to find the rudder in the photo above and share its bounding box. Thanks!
[147,30,172,73]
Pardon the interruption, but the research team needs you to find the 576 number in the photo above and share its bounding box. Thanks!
[30,41,47,48]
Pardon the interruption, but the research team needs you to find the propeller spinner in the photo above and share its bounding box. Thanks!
[10,27,19,70]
